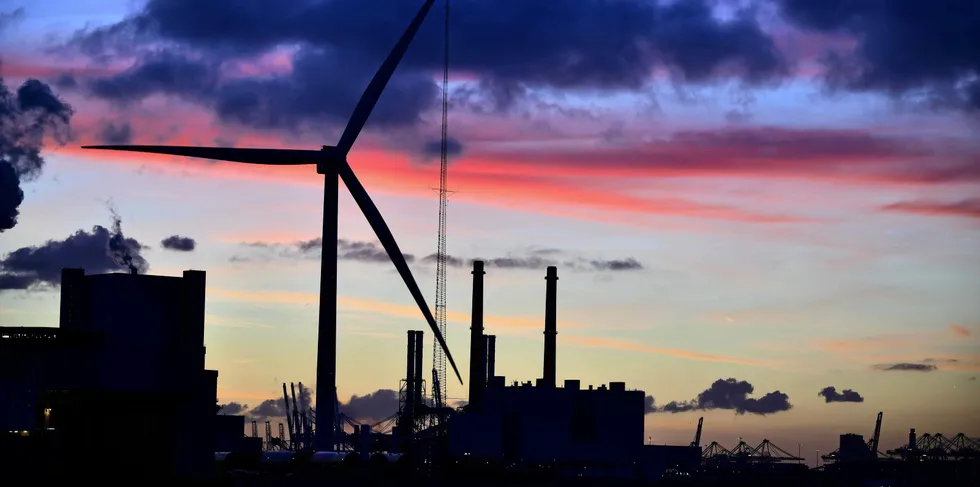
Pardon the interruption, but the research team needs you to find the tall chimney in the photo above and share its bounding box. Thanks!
[486,335,496,384]
[543,266,558,388]
[404,330,416,423]
[468,260,486,410]
[413,330,424,411]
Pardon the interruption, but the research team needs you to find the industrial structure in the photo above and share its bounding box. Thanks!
[0,268,244,476]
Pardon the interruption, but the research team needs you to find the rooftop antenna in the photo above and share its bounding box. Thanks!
[82,0,462,452]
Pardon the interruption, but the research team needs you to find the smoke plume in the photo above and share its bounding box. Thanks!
[245,387,399,423]
[340,389,399,422]
[0,213,149,291]
[218,402,248,415]
[248,385,313,420]
[0,76,74,232]
[233,238,643,272]
[107,206,145,274]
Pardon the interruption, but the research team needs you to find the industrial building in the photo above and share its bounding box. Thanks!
[0,268,233,477]
[437,262,656,475]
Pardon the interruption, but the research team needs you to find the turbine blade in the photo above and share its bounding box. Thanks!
[338,160,463,385]
[82,145,329,165]
[335,0,435,155]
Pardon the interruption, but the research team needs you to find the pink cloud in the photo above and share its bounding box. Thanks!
[950,325,972,338]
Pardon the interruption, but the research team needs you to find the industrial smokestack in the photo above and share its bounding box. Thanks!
[486,335,496,384]
[413,330,424,411]
[468,260,486,410]
[405,330,416,423]
[543,266,558,388]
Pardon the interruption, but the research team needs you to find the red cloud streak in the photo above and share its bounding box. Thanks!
[50,107,980,225]
[881,199,980,220]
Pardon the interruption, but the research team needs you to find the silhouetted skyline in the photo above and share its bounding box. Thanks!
[1,0,977,460]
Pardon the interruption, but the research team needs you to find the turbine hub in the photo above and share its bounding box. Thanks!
[317,147,338,175]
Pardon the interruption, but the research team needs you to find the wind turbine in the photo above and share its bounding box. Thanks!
[82,0,461,452]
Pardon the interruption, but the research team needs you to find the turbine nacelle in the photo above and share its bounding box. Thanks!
[318,145,340,175]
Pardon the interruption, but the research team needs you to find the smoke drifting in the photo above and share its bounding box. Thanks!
[233,238,643,272]
[244,387,398,423]
[818,386,865,403]
[0,213,149,291]
[233,238,414,264]
[248,385,313,420]
[218,402,247,415]
[650,378,793,416]
[340,389,399,422]
[161,235,197,251]
[644,395,657,414]
[0,76,74,232]
[431,253,643,272]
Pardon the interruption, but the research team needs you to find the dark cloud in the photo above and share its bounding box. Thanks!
[649,378,792,416]
[0,217,149,292]
[880,199,980,220]
[97,120,134,144]
[160,235,197,252]
[420,136,464,162]
[0,77,74,232]
[53,74,78,90]
[0,8,24,32]
[218,402,248,415]
[817,386,864,403]
[88,50,220,105]
[340,389,399,422]
[481,126,980,186]
[776,0,980,114]
[871,363,938,372]
[62,0,787,131]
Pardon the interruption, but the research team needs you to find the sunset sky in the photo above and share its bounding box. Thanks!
[1,0,978,461]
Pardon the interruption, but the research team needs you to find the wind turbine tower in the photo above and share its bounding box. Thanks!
[83,0,461,452]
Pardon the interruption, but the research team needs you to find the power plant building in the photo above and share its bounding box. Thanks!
[446,262,646,468]
[0,268,222,476]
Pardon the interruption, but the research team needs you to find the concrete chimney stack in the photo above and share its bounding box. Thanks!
[486,335,496,384]
[468,260,486,410]
[543,266,558,388]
